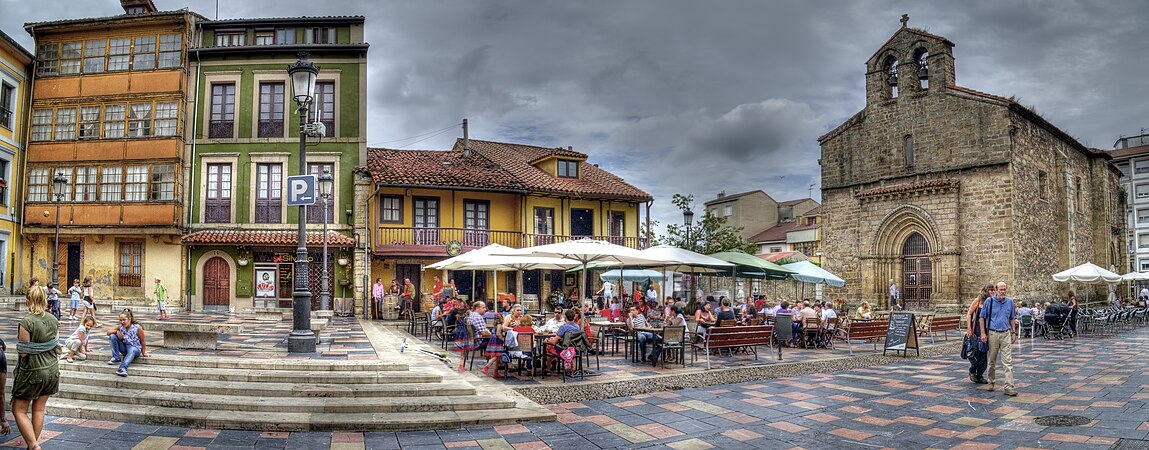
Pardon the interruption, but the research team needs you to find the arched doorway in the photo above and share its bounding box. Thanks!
[203,256,231,310]
[901,232,932,310]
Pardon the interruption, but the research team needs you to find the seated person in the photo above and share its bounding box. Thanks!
[542,308,564,333]
[856,301,873,320]
[627,307,655,362]
[545,310,582,372]
[715,299,737,324]
[1017,301,1033,319]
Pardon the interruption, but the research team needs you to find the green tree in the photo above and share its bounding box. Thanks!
[661,194,757,255]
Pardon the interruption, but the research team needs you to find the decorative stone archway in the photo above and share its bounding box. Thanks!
[868,205,959,310]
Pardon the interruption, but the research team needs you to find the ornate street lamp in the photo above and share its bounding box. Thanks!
[682,208,694,252]
[52,171,67,287]
[318,168,333,312]
[287,52,319,353]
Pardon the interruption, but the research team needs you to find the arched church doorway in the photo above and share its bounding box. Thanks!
[901,232,932,310]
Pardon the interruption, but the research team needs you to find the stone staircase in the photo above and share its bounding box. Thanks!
[22,351,553,431]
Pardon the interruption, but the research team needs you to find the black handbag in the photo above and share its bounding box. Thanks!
[960,336,971,360]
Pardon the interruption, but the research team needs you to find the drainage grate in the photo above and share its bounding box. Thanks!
[1111,438,1149,450]
[1033,415,1091,427]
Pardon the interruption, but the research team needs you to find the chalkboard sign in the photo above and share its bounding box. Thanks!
[884,312,919,356]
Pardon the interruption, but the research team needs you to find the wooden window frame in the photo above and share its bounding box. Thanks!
[205,163,232,223]
[124,165,148,201]
[74,167,97,202]
[315,81,335,137]
[258,82,285,138]
[103,104,126,138]
[306,162,335,224]
[108,38,131,71]
[0,83,15,130]
[100,166,122,202]
[254,163,283,224]
[379,195,402,224]
[54,108,76,140]
[83,39,106,74]
[79,105,101,139]
[27,168,49,202]
[59,42,81,75]
[209,83,236,139]
[157,34,181,69]
[132,35,156,71]
[150,164,175,201]
[557,160,579,178]
[117,240,143,287]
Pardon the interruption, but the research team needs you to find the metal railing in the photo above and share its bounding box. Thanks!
[374,227,649,252]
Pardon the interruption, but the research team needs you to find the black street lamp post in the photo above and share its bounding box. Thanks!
[319,169,333,311]
[287,52,318,353]
[682,208,694,253]
[52,171,67,287]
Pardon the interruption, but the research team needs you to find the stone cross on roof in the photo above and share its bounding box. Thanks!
[900,14,909,28]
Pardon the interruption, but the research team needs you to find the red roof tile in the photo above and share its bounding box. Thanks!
[749,221,801,243]
[182,230,354,247]
[1107,144,1149,159]
[457,139,652,202]
[803,205,823,216]
[363,148,527,192]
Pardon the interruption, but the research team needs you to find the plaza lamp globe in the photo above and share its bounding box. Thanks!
[288,53,318,104]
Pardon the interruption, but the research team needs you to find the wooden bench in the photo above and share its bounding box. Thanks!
[690,325,773,370]
[139,321,243,350]
[928,315,961,342]
[837,319,888,355]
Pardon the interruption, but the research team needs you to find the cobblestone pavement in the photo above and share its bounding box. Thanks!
[3,320,1147,449]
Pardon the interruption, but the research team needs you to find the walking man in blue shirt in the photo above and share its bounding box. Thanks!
[979,281,1018,396]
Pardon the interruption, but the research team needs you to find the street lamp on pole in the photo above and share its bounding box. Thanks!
[287,52,318,353]
[52,171,67,287]
[682,208,694,252]
[318,169,333,311]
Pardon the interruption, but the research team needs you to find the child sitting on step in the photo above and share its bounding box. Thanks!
[61,317,95,363]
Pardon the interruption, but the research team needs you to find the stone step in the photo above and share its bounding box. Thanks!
[54,383,515,414]
[47,398,545,432]
[55,351,408,372]
[61,360,442,384]
[56,370,476,398]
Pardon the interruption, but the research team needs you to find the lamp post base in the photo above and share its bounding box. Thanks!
[287,331,316,353]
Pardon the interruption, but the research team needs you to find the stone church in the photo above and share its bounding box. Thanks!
[819,18,1126,311]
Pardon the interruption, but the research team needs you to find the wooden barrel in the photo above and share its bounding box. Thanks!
[382,295,399,320]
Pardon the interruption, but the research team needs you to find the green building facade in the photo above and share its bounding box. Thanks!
[182,17,368,311]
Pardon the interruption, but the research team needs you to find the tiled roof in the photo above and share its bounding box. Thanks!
[362,139,652,201]
[182,230,354,246]
[1107,144,1149,160]
[363,148,527,192]
[779,198,813,206]
[755,251,804,263]
[201,16,365,26]
[703,190,770,206]
[803,205,823,216]
[25,10,203,30]
[456,139,653,202]
[749,221,800,243]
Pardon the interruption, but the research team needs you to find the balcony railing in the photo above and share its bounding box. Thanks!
[375,227,649,255]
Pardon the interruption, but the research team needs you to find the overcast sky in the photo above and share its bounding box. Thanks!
[4,0,1148,236]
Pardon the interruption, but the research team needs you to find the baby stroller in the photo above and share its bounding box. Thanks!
[1044,303,1071,340]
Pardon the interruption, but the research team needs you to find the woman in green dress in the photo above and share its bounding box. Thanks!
[13,286,59,450]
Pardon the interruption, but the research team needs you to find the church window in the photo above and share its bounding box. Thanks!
[1038,171,1049,200]
[904,135,914,165]
[1075,176,1083,211]
[883,56,899,98]
[914,48,929,89]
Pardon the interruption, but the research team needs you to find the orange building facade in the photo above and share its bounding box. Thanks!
[21,5,202,303]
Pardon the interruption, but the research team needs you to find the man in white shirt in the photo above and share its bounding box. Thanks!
[542,308,564,333]
[820,303,838,326]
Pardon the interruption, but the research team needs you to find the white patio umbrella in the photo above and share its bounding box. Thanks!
[782,261,846,288]
[426,243,515,301]
[500,238,666,308]
[1121,271,1149,281]
[637,245,735,274]
[1052,262,1121,309]
[461,255,582,311]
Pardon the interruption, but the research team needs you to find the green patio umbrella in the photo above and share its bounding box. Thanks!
[707,250,796,280]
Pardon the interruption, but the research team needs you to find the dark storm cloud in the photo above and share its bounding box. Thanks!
[3,0,1148,233]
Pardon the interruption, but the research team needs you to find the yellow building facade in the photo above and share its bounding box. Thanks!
[356,138,652,314]
[0,29,33,293]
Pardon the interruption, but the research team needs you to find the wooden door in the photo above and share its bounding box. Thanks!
[901,232,932,310]
[203,257,230,308]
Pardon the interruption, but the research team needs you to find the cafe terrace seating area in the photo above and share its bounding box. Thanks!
[398,305,977,385]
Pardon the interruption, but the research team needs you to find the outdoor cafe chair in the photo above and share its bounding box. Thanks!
[802,318,821,348]
[658,326,687,369]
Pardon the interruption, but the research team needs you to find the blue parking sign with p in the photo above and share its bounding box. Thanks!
[286,175,317,206]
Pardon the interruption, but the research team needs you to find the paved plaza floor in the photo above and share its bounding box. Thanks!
[2,312,1147,449]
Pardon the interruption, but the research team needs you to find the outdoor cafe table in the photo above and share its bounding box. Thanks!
[589,320,628,355]
[630,325,665,363]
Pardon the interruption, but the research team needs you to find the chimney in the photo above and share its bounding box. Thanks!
[462,118,471,158]
[121,0,157,14]
[717,190,726,198]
